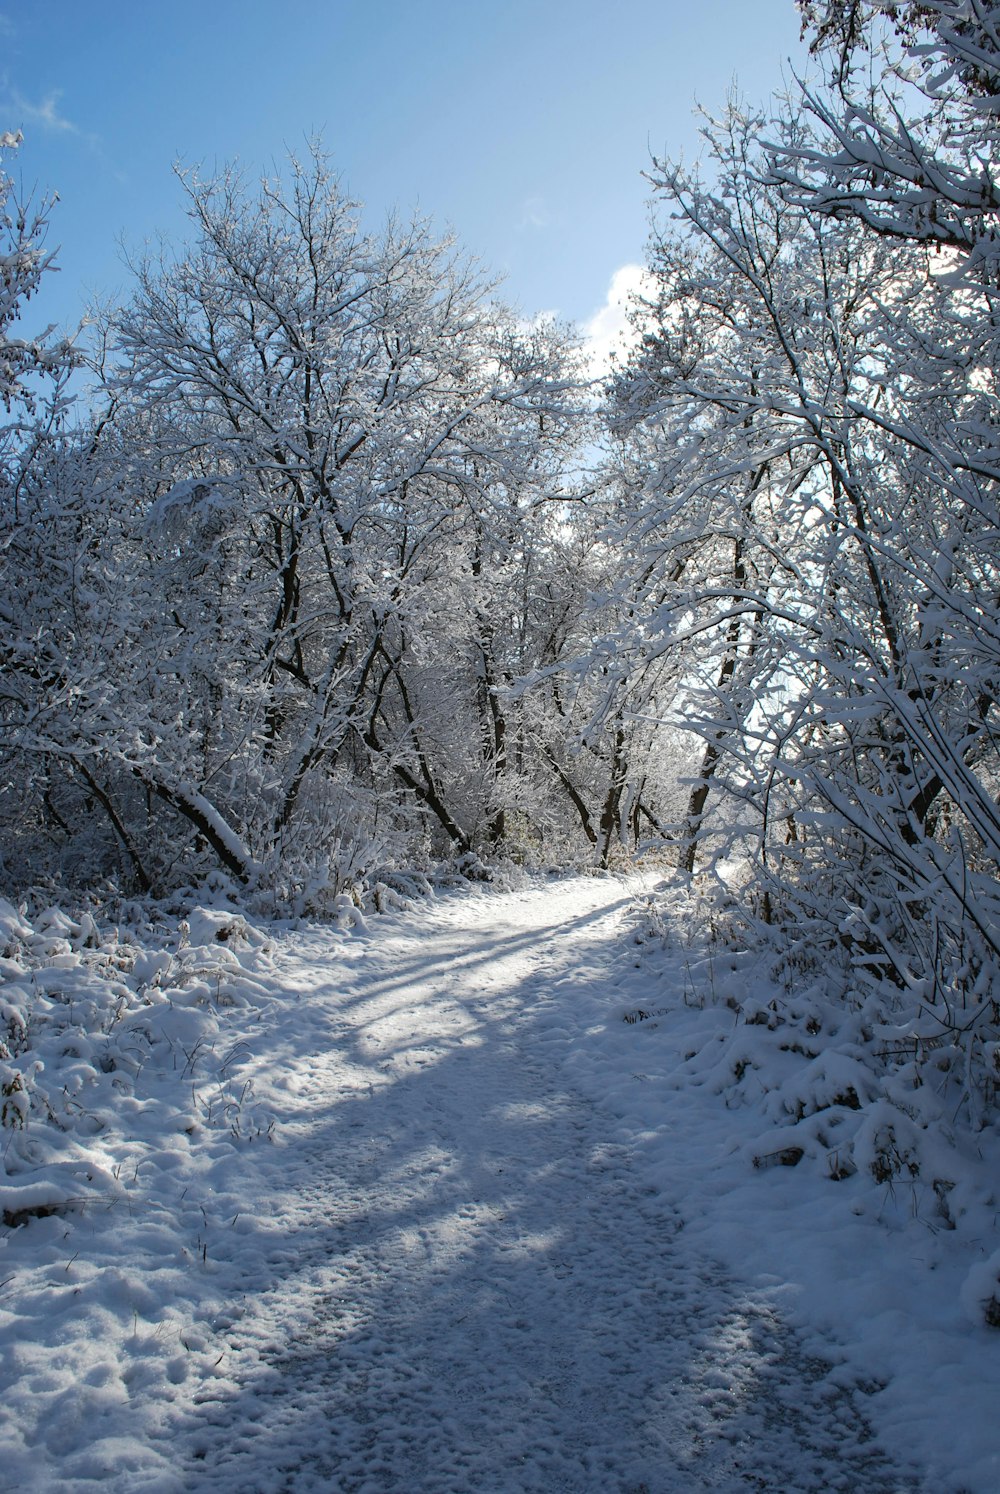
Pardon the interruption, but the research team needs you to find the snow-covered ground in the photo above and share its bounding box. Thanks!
[0,872,996,1491]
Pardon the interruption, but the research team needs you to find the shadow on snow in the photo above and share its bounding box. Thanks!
[156,889,920,1494]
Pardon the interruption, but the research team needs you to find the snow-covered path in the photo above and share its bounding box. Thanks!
[159,875,919,1493]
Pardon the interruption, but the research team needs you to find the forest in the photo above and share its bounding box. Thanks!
[3,5,1000,1485]
[2,2,1000,1214]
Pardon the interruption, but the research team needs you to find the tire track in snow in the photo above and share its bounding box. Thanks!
[165,876,923,1493]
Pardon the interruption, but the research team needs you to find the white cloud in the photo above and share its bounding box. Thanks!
[516,194,550,231]
[8,87,80,135]
[1,79,115,170]
[582,263,654,380]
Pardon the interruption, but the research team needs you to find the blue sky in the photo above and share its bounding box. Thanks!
[2,1,807,349]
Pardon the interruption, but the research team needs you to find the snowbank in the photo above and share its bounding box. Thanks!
[546,875,1000,1494]
[0,893,281,1488]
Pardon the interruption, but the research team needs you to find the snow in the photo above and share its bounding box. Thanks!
[0,872,996,1490]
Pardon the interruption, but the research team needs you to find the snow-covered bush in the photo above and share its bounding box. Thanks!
[0,892,278,1228]
[627,873,1000,1285]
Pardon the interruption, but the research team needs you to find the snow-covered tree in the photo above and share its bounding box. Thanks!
[0,133,86,886]
[0,147,598,898]
[607,103,898,878]
[765,0,1000,1070]
[0,131,73,416]
[608,3,1000,1128]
